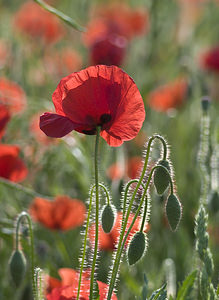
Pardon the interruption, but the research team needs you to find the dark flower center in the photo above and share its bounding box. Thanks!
[99,113,112,124]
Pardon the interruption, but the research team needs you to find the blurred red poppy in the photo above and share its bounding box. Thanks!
[46,268,117,300]
[89,212,150,251]
[40,65,145,147]
[0,39,9,68]
[107,156,143,181]
[44,48,82,78]
[29,196,86,230]
[0,145,28,182]
[147,78,188,112]
[84,4,149,46]
[200,46,219,73]
[83,4,148,66]
[0,77,26,114]
[14,2,64,44]
[90,34,127,66]
[0,104,10,139]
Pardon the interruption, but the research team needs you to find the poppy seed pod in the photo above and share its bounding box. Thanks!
[101,204,115,233]
[127,231,146,265]
[165,194,182,231]
[9,250,26,287]
[154,160,171,195]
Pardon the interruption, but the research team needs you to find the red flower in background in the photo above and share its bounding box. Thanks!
[0,145,28,182]
[0,39,9,68]
[83,4,148,66]
[147,78,188,112]
[84,4,149,46]
[0,78,26,114]
[46,268,117,300]
[14,2,64,44]
[40,65,145,147]
[107,156,143,181]
[29,196,86,230]
[90,34,127,66]
[44,48,82,78]
[89,212,149,251]
[200,46,219,73]
[0,104,10,139]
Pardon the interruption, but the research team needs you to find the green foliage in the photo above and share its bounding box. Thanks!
[176,270,197,300]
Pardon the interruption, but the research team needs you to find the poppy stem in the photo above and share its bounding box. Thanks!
[15,212,36,299]
[107,135,168,299]
[90,127,101,300]
[140,195,148,232]
[77,182,110,300]
[77,185,95,300]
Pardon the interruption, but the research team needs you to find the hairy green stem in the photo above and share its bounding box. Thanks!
[77,182,110,299]
[140,195,148,232]
[89,127,100,300]
[107,165,162,299]
[15,212,36,298]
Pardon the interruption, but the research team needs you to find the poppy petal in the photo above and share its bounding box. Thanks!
[40,112,77,138]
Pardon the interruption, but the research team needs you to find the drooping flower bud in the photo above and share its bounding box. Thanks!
[101,204,116,233]
[154,160,171,195]
[9,250,26,287]
[127,231,146,265]
[165,194,182,231]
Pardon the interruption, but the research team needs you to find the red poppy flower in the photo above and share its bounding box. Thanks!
[14,2,64,44]
[200,46,219,73]
[46,268,117,300]
[0,145,28,182]
[89,212,149,251]
[0,104,10,139]
[0,78,26,114]
[29,196,86,230]
[40,65,145,147]
[147,78,188,112]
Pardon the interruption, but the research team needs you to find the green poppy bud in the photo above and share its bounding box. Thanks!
[165,194,182,231]
[101,204,115,233]
[127,231,146,266]
[9,250,26,287]
[154,160,171,195]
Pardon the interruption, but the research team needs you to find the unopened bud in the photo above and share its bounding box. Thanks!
[154,160,171,195]
[165,194,182,231]
[9,250,26,287]
[101,204,115,233]
[127,231,146,265]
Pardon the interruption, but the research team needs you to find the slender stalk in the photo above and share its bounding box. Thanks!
[77,184,95,300]
[77,182,110,299]
[33,0,85,32]
[90,127,101,300]
[140,195,148,232]
[15,212,36,298]
[0,177,51,199]
[107,164,169,299]
[107,135,167,299]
